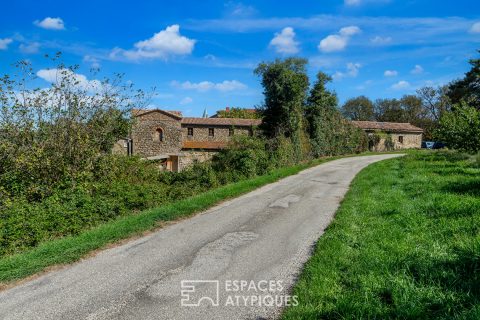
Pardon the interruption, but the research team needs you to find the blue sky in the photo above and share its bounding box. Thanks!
[1,0,479,116]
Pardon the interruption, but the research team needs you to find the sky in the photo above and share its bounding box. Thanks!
[0,0,479,116]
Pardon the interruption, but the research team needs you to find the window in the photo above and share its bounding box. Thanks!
[229,128,234,136]
[398,136,404,144]
[156,128,164,142]
[208,128,214,137]
[187,127,193,136]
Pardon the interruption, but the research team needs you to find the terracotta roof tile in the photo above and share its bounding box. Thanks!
[181,117,261,126]
[352,121,423,133]
[132,109,183,119]
[182,141,227,149]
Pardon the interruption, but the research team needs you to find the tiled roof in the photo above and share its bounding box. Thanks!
[181,117,261,126]
[132,109,183,119]
[352,121,423,133]
[182,141,227,149]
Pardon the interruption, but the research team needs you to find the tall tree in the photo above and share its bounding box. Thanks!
[374,98,404,122]
[305,72,337,156]
[448,50,480,109]
[416,86,452,122]
[254,58,309,159]
[306,72,366,156]
[341,96,375,121]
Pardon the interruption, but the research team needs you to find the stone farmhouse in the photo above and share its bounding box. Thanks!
[113,108,423,171]
[113,108,261,171]
[352,121,423,151]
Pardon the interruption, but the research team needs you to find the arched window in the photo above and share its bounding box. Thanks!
[156,128,164,142]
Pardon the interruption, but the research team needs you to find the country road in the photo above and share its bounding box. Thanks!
[0,154,403,320]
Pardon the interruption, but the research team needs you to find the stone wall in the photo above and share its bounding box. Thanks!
[372,132,422,151]
[178,150,218,170]
[132,111,183,157]
[181,125,250,142]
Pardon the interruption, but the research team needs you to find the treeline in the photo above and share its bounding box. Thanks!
[341,50,480,148]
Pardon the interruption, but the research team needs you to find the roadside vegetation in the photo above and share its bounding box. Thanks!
[283,150,480,319]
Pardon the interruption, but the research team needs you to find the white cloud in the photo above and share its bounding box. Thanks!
[318,25,361,53]
[0,38,13,50]
[339,26,361,36]
[410,64,424,74]
[110,25,195,61]
[371,36,392,45]
[333,62,361,80]
[34,17,65,30]
[269,27,299,54]
[319,35,347,53]
[171,80,247,92]
[19,42,40,54]
[470,22,480,33]
[391,80,410,90]
[83,55,101,69]
[180,97,193,105]
[37,68,102,91]
[384,70,398,77]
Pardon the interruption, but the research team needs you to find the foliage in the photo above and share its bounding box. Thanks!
[436,101,480,153]
[0,55,148,203]
[448,50,480,109]
[306,72,367,157]
[341,96,375,121]
[254,58,309,160]
[283,151,480,320]
[215,107,261,119]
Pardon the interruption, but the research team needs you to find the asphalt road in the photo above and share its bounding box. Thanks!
[0,154,403,320]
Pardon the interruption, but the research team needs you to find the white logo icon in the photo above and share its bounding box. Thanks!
[180,280,220,307]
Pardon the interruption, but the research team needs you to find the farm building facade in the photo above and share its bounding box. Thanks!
[114,109,422,171]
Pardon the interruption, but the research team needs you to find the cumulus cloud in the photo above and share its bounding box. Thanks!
[411,64,424,74]
[370,36,392,45]
[0,38,13,50]
[470,22,480,33]
[333,62,361,80]
[384,70,398,77]
[180,97,193,105]
[318,25,361,53]
[37,68,102,91]
[19,42,40,54]
[171,80,247,92]
[110,25,195,61]
[391,80,410,90]
[34,17,65,30]
[269,27,299,54]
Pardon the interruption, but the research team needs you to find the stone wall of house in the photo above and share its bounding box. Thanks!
[179,150,218,170]
[112,139,128,155]
[372,132,422,151]
[132,111,183,157]
[181,125,250,142]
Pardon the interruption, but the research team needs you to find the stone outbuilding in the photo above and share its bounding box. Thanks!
[352,121,423,151]
[115,109,261,171]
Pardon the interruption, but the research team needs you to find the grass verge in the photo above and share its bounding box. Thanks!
[282,150,480,320]
[0,153,363,285]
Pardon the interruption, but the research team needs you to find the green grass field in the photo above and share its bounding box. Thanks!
[283,151,480,319]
